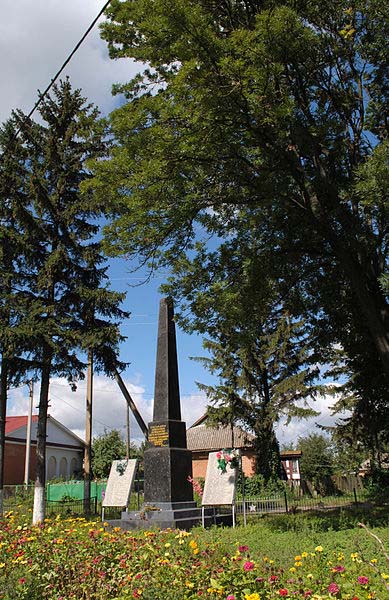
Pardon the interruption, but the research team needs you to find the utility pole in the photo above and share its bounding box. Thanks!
[126,404,130,459]
[24,380,33,487]
[83,350,93,515]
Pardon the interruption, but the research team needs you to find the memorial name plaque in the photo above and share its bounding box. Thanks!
[148,424,169,447]
[103,459,137,508]
[202,451,238,506]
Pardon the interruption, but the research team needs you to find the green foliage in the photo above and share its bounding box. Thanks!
[242,474,288,498]
[298,434,335,494]
[363,469,389,503]
[89,0,389,456]
[92,429,133,479]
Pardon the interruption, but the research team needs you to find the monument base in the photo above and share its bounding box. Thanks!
[107,501,233,531]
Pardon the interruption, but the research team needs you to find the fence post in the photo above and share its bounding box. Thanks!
[94,496,98,515]
[353,487,358,506]
[284,491,289,513]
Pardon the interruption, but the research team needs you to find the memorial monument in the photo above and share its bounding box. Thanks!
[114,297,205,529]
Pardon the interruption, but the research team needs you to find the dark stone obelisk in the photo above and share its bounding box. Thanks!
[143,297,194,505]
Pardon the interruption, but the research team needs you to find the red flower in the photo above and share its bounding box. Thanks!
[243,561,255,571]
[239,545,249,552]
[18,578,26,585]
[279,589,288,596]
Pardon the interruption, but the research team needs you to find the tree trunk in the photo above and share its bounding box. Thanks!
[32,355,51,525]
[0,356,8,516]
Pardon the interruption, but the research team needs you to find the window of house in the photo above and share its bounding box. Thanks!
[59,457,68,479]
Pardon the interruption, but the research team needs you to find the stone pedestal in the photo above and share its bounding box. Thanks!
[109,504,233,531]
[144,446,193,503]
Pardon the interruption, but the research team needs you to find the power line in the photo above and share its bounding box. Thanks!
[0,0,112,163]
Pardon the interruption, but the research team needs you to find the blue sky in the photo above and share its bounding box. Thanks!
[1,0,341,447]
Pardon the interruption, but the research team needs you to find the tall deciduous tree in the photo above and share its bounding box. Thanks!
[89,1,388,431]
[10,80,128,523]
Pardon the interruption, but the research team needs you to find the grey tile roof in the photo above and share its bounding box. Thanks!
[187,424,254,451]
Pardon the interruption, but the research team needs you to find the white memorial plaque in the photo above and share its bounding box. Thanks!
[202,451,238,506]
[102,459,138,508]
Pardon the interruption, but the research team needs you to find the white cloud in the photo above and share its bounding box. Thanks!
[9,375,152,447]
[8,376,208,447]
[275,393,350,447]
[0,0,137,124]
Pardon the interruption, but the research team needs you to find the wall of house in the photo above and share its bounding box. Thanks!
[4,442,37,485]
[4,441,83,485]
[191,450,256,479]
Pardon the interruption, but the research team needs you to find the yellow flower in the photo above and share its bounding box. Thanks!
[381,573,389,580]
[289,567,296,573]
[306,574,313,579]
[193,548,200,555]
[315,546,323,553]
[0,563,5,568]
[302,552,308,558]
[244,594,260,600]
[370,559,377,564]
[189,540,198,549]
[295,561,302,567]
[295,555,302,561]
[164,543,171,548]
[185,581,194,589]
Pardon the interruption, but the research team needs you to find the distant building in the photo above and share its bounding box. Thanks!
[187,415,302,484]
[280,450,302,485]
[187,415,256,478]
[5,415,85,485]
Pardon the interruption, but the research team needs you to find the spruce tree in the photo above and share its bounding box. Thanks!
[12,80,128,523]
[0,121,39,513]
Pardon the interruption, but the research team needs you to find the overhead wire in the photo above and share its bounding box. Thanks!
[0,0,112,164]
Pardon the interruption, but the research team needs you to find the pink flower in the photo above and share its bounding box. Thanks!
[269,575,279,583]
[243,561,255,571]
[328,583,340,594]
[304,591,312,597]
[333,565,345,572]
[226,596,236,600]
[18,578,26,585]
[239,545,249,552]
[279,589,288,596]
[357,576,369,585]
[216,452,222,459]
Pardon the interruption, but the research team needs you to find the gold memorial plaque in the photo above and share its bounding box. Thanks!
[149,424,169,447]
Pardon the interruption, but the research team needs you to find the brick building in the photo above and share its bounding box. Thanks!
[5,415,85,485]
[187,415,302,484]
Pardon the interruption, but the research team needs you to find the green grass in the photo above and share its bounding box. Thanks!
[195,506,389,566]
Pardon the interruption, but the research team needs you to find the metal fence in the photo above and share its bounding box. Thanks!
[236,488,370,517]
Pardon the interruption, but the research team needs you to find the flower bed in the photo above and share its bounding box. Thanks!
[0,511,388,599]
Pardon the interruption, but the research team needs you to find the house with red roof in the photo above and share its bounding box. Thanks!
[5,415,85,485]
